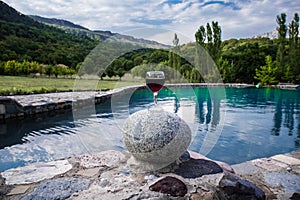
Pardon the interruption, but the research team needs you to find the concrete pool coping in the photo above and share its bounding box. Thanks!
[0,149,299,199]
[0,83,298,121]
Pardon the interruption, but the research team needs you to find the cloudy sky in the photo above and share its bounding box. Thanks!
[3,0,300,44]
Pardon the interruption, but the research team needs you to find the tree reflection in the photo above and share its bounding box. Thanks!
[272,89,300,137]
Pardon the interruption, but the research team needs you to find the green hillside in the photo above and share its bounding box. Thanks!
[0,1,98,68]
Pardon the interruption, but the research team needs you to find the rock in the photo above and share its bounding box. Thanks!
[290,192,300,200]
[264,172,300,192]
[1,159,72,185]
[76,150,126,168]
[175,158,223,178]
[7,185,30,196]
[0,174,9,197]
[21,177,90,200]
[188,151,234,173]
[232,161,261,175]
[149,176,187,197]
[122,108,191,170]
[179,151,191,162]
[75,167,100,177]
[219,173,266,200]
[190,188,220,200]
[252,158,288,171]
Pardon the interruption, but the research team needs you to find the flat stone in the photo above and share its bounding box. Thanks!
[271,154,300,165]
[232,161,261,175]
[149,176,187,197]
[76,150,126,168]
[252,158,288,171]
[1,159,72,185]
[7,185,30,195]
[188,151,234,173]
[264,172,300,192]
[290,151,300,159]
[21,177,90,200]
[175,158,223,178]
[76,167,100,177]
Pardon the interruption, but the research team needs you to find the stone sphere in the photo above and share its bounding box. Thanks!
[122,108,191,168]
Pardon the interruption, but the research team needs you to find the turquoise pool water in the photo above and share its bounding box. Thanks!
[0,87,299,171]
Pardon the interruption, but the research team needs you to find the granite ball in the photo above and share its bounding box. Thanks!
[122,108,191,167]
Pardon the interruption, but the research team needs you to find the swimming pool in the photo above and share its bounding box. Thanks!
[0,86,299,171]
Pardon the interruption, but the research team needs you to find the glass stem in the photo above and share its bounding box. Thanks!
[154,92,158,104]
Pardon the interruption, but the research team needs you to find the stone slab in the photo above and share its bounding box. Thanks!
[76,167,100,177]
[1,159,72,185]
[231,161,261,175]
[7,185,30,195]
[21,177,90,200]
[271,154,300,165]
[264,172,300,192]
[252,158,288,171]
[76,150,126,169]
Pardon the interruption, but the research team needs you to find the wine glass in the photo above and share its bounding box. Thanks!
[146,71,165,104]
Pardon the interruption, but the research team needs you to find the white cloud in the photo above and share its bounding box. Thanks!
[2,0,300,43]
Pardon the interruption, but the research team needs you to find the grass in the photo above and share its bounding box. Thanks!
[0,74,144,95]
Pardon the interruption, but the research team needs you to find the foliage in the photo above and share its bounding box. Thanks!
[0,2,98,68]
[0,60,76,78]
[1,1,299,86]
[255,55,278,86]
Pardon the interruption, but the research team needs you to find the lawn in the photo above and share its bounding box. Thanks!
[0,74,144,95]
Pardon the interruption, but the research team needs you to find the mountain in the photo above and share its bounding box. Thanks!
[0,1,97,67]
[0,1,41,27]
[28,15,170,48]
[29,15,88,30]
[255,27,300,39]
[255,29,278,39]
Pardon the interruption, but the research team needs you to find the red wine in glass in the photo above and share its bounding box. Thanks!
[146,71,165,104]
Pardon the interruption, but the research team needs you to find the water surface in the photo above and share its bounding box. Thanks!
[0,87,299,171]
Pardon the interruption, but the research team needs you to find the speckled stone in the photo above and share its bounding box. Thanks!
[21,178,90,200]
[122,108,191,168]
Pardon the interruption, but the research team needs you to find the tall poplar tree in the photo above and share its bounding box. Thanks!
[288,13,300,81]
[276,13,287,73]
[169,33,181,81]
[206,23,213,55]
[212,21,222,62]
[194,25,206,82]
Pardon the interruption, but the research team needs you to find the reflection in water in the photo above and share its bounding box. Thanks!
[0,87,299,170]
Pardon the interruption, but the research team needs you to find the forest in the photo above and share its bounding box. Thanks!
[0,0,299,85]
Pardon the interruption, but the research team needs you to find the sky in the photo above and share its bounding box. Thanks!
[2,0,300,45]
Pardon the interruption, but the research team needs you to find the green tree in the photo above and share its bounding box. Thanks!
[195,26,206,46]
[169,33,181,81]
[212,21,222,62]
[287,13,300,82]
[282,65,294,82]
[276,13,287,72]
[195,25,206,82]
[218,57,234,83]
[255,55,278,86]
[45,65,53,77]
[206,23,213,55]
[180,64,193,81]
[4,60,17,75]
[190,68,201,83]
